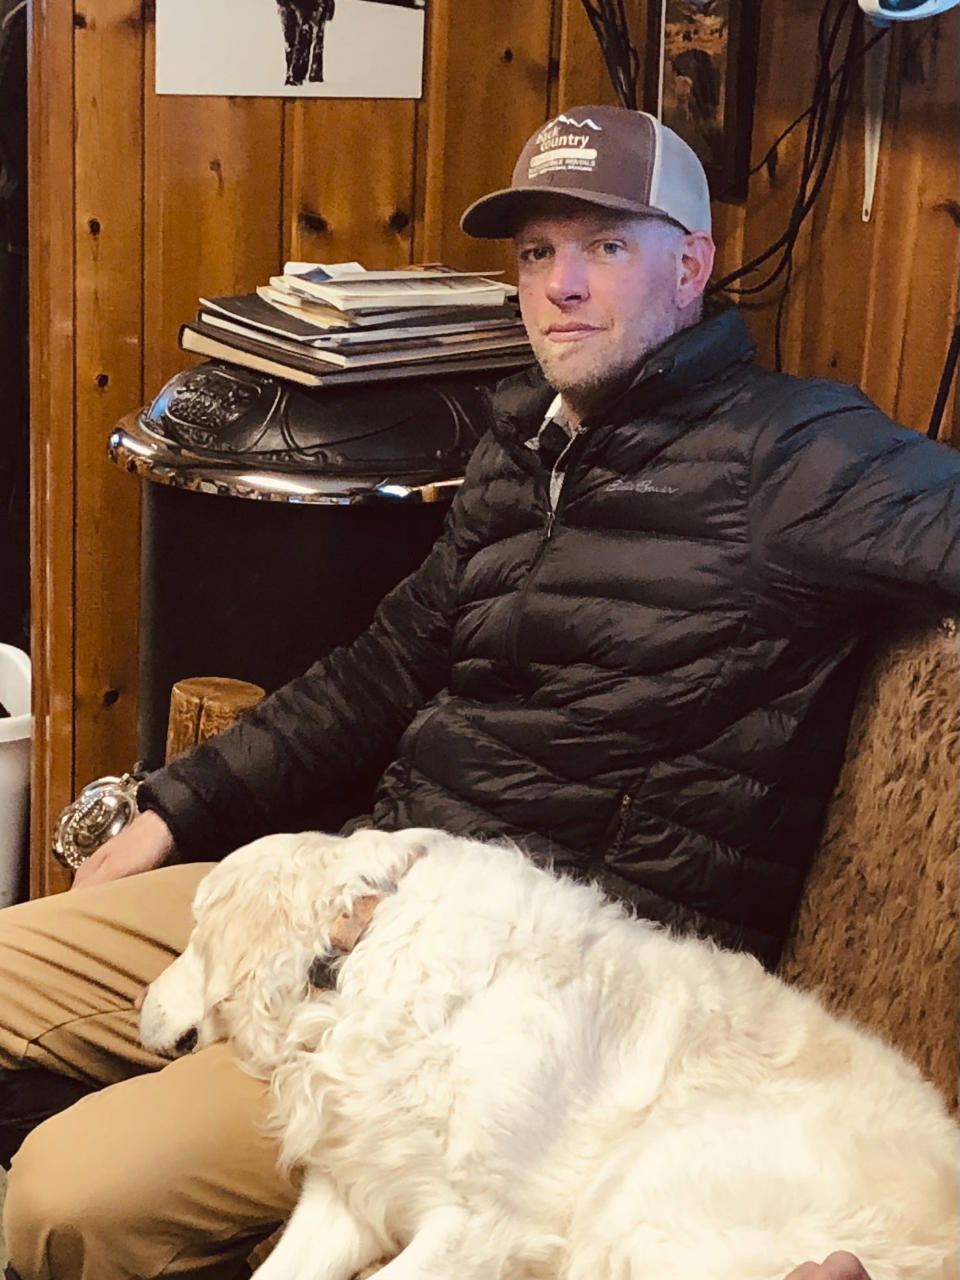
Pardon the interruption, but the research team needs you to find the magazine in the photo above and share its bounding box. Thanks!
[179,322,532,388]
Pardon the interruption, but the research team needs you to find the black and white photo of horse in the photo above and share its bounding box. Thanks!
[275,0,337,85]
[156,0,426,99]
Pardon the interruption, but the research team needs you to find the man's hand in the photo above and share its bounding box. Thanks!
[784,1252,873,1280]
[71,810,175,890]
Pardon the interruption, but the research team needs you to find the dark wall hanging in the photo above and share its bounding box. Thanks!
[155,0,426,97]
[644,0,762,202]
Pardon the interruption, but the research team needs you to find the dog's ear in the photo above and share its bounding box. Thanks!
[329,893,381,951]
[307,894,382,990]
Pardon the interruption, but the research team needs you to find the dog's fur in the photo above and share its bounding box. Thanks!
[139,829,959,1280]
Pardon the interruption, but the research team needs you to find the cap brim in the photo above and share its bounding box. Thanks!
[460,185,677,239]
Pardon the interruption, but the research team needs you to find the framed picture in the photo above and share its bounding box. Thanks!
[155,0,426,98]
[644,0,762,202]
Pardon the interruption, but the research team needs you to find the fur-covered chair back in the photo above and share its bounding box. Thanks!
[778,618,959,1112]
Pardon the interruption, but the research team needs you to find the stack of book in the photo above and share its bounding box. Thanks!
[179,261,534,388]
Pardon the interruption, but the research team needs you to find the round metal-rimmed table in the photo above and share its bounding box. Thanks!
[108,361,489,813]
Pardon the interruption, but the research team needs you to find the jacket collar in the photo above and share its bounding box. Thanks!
[491,304,755,452]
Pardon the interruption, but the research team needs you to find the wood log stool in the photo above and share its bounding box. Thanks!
[165,676,265,763]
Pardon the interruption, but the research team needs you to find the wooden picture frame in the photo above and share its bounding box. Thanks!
[643,0,762,203]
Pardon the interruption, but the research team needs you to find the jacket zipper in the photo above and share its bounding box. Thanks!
[546,433,576,526]
[590,790,634,874]
[504,433,578,670]
[612,790,634,853]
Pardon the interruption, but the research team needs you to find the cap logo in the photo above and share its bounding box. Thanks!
[461,107,711,239]
[549,113,603,130]
[529,114,603,179]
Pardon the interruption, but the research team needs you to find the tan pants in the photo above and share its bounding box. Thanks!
[0,864,298,1280]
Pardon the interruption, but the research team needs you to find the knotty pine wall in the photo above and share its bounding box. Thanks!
[29,0,959,893]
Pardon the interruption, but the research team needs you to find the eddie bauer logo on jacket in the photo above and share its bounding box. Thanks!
[605,478,679,496]
[529,113,603,178]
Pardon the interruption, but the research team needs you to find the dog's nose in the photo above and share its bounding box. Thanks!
[174,1027,199,1055]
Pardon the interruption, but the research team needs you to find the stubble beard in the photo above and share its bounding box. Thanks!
[529,325,671,421]
[529,304,696,419]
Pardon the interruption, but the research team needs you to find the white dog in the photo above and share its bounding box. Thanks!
[139,828,959,1280]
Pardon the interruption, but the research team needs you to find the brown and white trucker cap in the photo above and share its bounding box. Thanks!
[460,105,711,239]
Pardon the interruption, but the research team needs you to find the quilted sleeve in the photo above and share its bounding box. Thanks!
[137,493,469,861]
[749,384,960,619]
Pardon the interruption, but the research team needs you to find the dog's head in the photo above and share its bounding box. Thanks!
[138,827,443,1068]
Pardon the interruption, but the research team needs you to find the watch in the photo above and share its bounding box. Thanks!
[52,769,145,872]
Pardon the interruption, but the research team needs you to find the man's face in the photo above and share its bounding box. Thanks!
[515,201,692,424]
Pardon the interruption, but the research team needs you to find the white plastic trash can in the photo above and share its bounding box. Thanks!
[0,644,31,907]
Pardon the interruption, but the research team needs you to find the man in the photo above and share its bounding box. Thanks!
[0,107,955,1280]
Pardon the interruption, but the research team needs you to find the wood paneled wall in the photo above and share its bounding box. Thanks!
[28,0,958,894]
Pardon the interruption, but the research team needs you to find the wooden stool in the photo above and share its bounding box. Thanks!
[165,676,265,763]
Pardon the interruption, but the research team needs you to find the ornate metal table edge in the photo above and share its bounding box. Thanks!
[109,412,461,506]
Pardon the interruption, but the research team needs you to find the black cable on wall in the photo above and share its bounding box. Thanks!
[577,0,893,375]
[709,0,887,370]
[578,0,640,109]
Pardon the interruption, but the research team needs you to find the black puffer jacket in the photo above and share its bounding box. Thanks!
[141,308,960,966]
